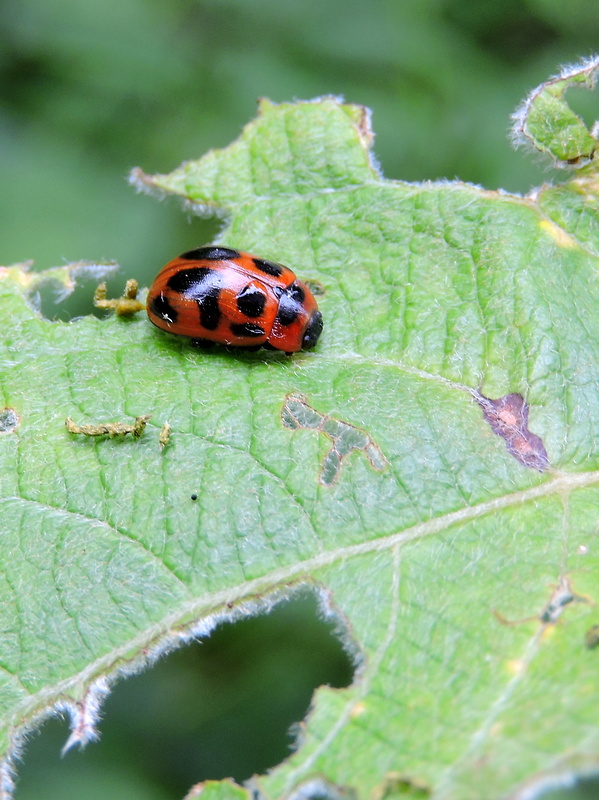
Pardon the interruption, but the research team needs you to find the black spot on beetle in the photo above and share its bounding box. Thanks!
[149,291,178,324]
[253,258,283,277]
[179,246,240,261]
[167,267,214,295]
[166,268,223,329]
[198,294,221,331]
[236,284,266,318]
[288,281,305,303]
[302,311,323,349]
[276,297,299,326]
[275,281,305,326]
[230,322,265,338]
[173,266,222,298]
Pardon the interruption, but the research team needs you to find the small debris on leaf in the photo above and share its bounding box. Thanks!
[159,421,172,449]
[94,279,145,316]
[493,576,585,627]
[539,576,577,624]
[65,415,151,439]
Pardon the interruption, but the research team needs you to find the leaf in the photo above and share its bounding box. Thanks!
[183,779,248,800]
[512,55,599,166]
[2,60,599,800]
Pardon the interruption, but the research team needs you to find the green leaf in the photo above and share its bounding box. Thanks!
[512,55,599,166]
[183,779,248,800]
[3,65,599,800]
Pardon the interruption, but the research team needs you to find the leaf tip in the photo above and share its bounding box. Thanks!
[183,778,249,800]
[511,54,599,168]
[59,677,110,755]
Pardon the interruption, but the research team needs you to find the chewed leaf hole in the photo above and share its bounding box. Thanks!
[0,408,19,434]
[15,594,355,800]
[526,772,599,799]
[566,84,599,132]
[282,393,388,485]
[35,278,115,323]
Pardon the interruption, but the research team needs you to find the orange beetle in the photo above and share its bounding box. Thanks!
[147,246,323,354]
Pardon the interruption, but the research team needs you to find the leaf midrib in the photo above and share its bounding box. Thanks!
[4,468,597,735]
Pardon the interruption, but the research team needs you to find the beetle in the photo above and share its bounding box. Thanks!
[147,246,323,353]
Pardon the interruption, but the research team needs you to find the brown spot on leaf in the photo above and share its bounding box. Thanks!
[539,576,577,624]
[475,392,549,472]
[567,150,595,165]
[494,576,588,628]
[371,771,431,800]
[585,624,599,650]
[303,278,326,296]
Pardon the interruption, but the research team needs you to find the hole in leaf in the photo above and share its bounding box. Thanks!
[0,408,19,434]
[33,272,119,323]
[565,86,599,137]
[32,217,222,323]
[289,777,358,800]
[15,594,355,800]
[533,774,599,800]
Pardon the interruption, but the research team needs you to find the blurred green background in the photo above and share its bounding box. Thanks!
[3,0,599,797]
[3,0,599,282]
